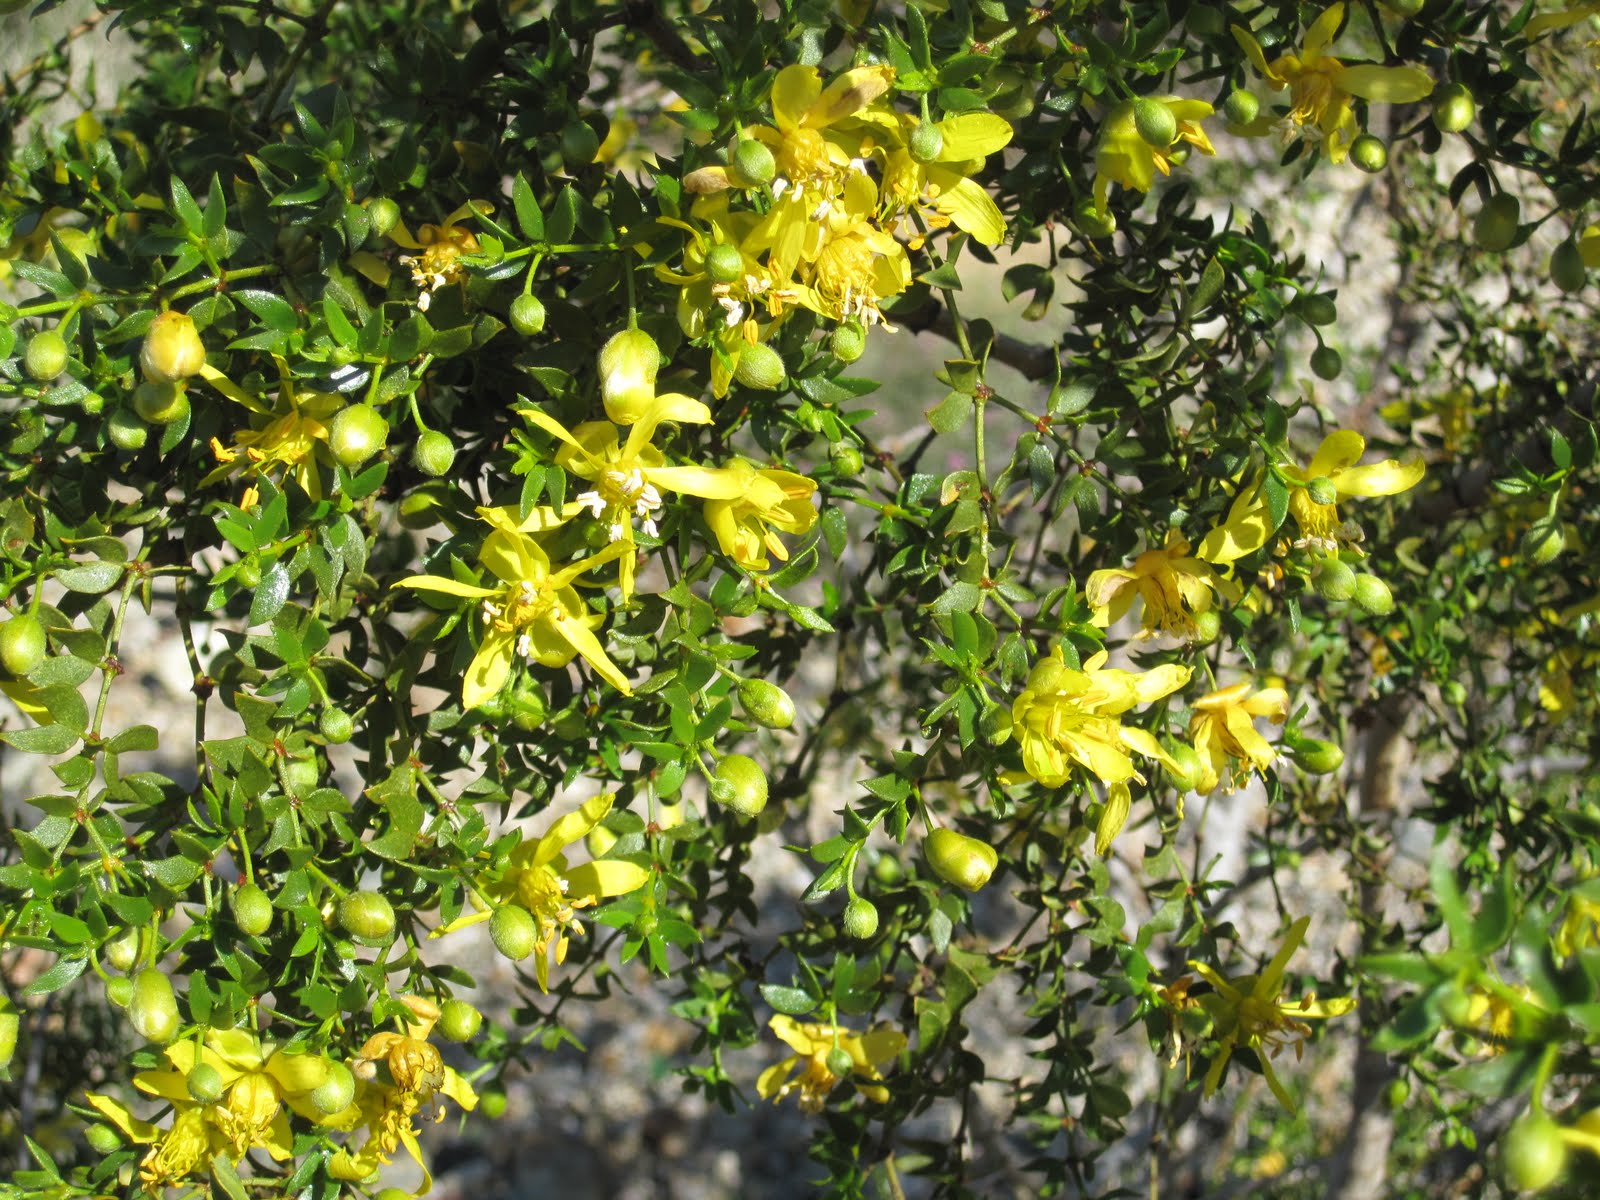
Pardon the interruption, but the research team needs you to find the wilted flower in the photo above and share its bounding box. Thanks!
[702,460,819,571]
[1093,97,1215,208]
[756,1015,906,1112]
[1085,532,1239,638]
[1188,682,1290,793]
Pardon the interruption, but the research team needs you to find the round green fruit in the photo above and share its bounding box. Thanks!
[366,198,401,240]
[438,998,483,1041]
[1503,1111,1567,1192]
[909,120,945,162]
[731,138,776,187]
[1132,97,1177,148]
[0,1006,16,1071]
[337,891,396,943]
[704,242,744,284]
[131,381,190,425]
[1349,133,1388,173]
[1310,345,1343,380]
[328,404,388,469]
[1313,558,1358,602]
[104,926,141,973]
[1300,294,1338,326]
[412,430,456,477]
[1549,238,1586,294]
[230,882,274,937]
[478,1090,508,1119]
[187,1063,225,1104]
[312,1061,356,1115]
[318,707,354,744]
[1432,83,1476,134]
[234,558,262,589]
[1474,194,1521,252]
[1222,89,1259,127]
[830,320,867,363]
[825,1047,856,1078]
[23,330,68,381]
[490,905,538,961]
[733,343,785,390]
[711,753,769,818]
[1290,738,1345,774]
[1521,521,1565,566]
[830,441,865,476]
[1352,574,1395,616]
[509,293,546,336]
[924,828,998,892]
[129,969,180,1043]
[1191,608,1222,643]
[104,975,134,1008]
[107,408,149,452]
[85,1124,123,1154]
[738,679,796,730]
[0,613,47,678]
[842,896,879,940]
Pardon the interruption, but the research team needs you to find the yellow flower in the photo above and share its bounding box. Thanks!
[386,200,493,311]
[336,997,478,1194]
[1556,887,1600,958]
[1092,97,1215,208]
[1188,682,1289,793]
[1085,531,1239,638]
[86,1029,330,1188]
[519,391,752,599]
[782,174,911,329]
[878,111,1013,246]
[1010,646,1191,790]
[1232,4,1433,163]
[756,1015,906,1113]
[396,508,634,709]
[482,793,652,992]
[1189,916,1356,1111]
[1196,429,1425,563]
[702,460,819,571]
[198,357,344,501]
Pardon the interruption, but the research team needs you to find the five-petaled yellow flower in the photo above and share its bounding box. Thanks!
[484,793,652,992]
[703,459,819,571]
[1093,97,1215,208]
[877,111,1013,246]
[1188,681,1290,793]
[1232,3,1433,163]
[198,358,344,501]
[87,1029,330,1190]
[397,506,633,710]
[1085,531,1239,639]
[756,1015,906,1113]
[1197,429,1425,563]
[1189,917,1356,1111]
[1011,646,1191,791]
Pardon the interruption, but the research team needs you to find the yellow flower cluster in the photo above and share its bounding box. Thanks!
[663,64,1012,393]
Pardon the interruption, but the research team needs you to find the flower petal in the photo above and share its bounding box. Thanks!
[394,573,497,599]
[930,175,1008,246]
[935,112,1013,159]
[564,859,651,903]
[1335,455,1425,498]
[462,629,515,710]
[1302,3,1345,59]
[1339,64,1433,103]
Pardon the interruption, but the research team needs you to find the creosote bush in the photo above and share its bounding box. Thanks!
[0,2,1598,1198]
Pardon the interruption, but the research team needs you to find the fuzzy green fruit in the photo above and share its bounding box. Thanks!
[328,404,389,469]
[311,1062,356,1115]
[731,139,776,187]
[825,1047,855,1077]
[842,896,879,940]
[1310,345,1343,380]
[733,343,785,390]
[1349,133,1388,174]
[107,407,149,452]
[337,891,396,943]
[129,969,180,1043]
[131,381,190,425]
[0,1005,16,1071]
[1222,89,1259,127]
[1503,1111,1567,1192]
[1432,83,1476,134]
[1290,738,1345,774]
[509,293,547,335]
[830,319,867,363]
[1352,575,1395,616]
[830,441,865,476]
[318,707,354,744]
[738,679,796,730]
[711,753,768,818]
[1313,558,1358,602]
[1549,238,1586,294]
[560,120,601,171]
[187,1063,225,1104]
[412,430,457,477]
[704,242,744,284]
[104,926,141,972]
[438,998,483,1041]
[1474,194,1520,252]
[0,613,47,678]
[85,1124,123,1154]
[24,330,68,381]
[490,905,538,960]
[366,197,401,240]
[924,828,998,892]
[1132,97,1177,148]
[230,882,274,937]
[909,120,945,162]
[1521,520,1565,566]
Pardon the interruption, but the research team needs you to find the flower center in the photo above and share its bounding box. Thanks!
[576,467,663,541]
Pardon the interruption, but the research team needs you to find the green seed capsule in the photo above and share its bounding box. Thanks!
[731,139,776,187]
[1349,133,1388,174]
[825,1047,856,1078]
[412,430,457,477]
[366,198,401,240]
[1313,558,1358,602]
[1290,738,1345,774]
[107,408,149,452]
[1432,83,1476,134]
[187,1062,225,1104]
[738,679,796,730]
[104,926,141,972]
[337,891,396,943]
[1352,575,1395,616]
[1222,89,1259,128]
[129,968,181,1043]
[0,613,47,679]
[85,1124,123,1154]
[438,998,483,1041]
[1132,97,1177,148]
[230,882,274,937]
[1550,238,1586,294]
[328,404,389,469]
[509,293,546,336]
[909,120,945,163]
[1474,194,1520,253]
[704,243,744,284]
[23,330,68,381]
[1521,520,1566,565]
[104,975,134,1008]
[842,896,879,940]
[1310,345,1343,380]
[830,442,865,476]
[311,1061,356,1115]
[924,828,998,892]
[829,319,867,363]
[1504,1111,1568,1192]
[0,1004,17,1070]
[490,905,538,961]
[318,707,354,744]
[733,343,786,390]
[131,381,190,425]
[711,754,768,818]
[560,120,601,172]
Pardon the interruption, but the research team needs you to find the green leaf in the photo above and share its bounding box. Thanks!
[21,953,87,997]
[249,562,291,626]
[931,581,981,616]
[55,561,124,594]
[2,724,81,754]
[235,290,299,332]
[759,984,818,1015]
[927,390,973,433]
[513,173,545,241]
[170,176,205,236]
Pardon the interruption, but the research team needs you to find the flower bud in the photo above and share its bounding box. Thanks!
[509,293,547,335]
[711,753,768,818]
[842,896,879,940]
[24,330,68,381]
[438,998,483,1041]
[1349,133,1388,174]
[187,1062,225,1104]
[85,1124,123,1154]
[738,679,796,730]
[730,138,776,187]
[0,613,47,679]
[1310,345,1342,380]
[830,441,865,476]
[924,828,998,892]
[412,430,457,477]
[1352,574,1394,616]
[140,311,207,384]
[337,891,396,944]
[1431,83,1476,135]
[598,328,660,425]
[490,905,538,961]
[129,968,180,1043]
[104,975,134,1008]
[132,381,190,425]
